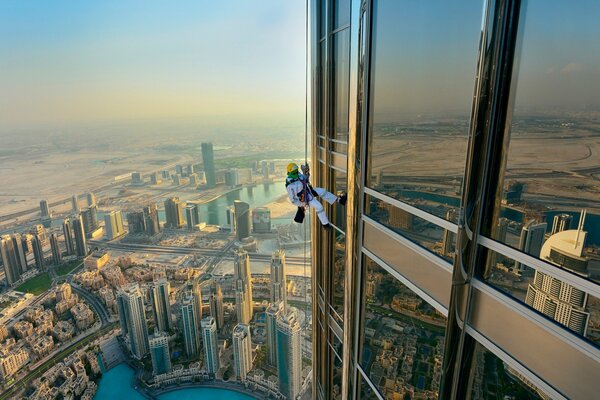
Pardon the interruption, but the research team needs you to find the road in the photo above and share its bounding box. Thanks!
[70,284,111,325]
[0,322,118,400]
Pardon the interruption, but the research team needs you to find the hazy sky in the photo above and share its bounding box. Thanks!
[0,1,306,133]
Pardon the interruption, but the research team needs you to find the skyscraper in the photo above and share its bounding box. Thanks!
[104,210,125,240]
[514,220,547,273]
[71,194,79,213]
[234,249,253,324]
[201,316,219,374]
[117,284,149,359]
[265,301,284,368]
[150,278,172,332]
[224,169,238,188]
[232,324,252,381]
[81,205,99,238]
[276,309,302,400]
[31,234,45,270]
[270,249,287,306]
[49,233,62,265]
[180,292,202,358]
[442,209,457,257]
[201,142,216,188]
[72,215,88,257]
[164,197,184,228]
[551,214,573,235]
[209,282,224,331]
[62,219,75,256]
[30,224,47,244]
[39,199,50,218]
[233,200,251,241]
[127,211,146,234]
[1,235,24,285]
[149,332,171,375]
[184,204,200,230]
[86,192,96,207]
[143,204,161,235]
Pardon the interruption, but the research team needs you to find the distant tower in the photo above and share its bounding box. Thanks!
[149,332,171,375]
[49,233,62,265]
[72,215,88,257]
[232,324,252,381]
[117,284,149,359]
[180,292,202,357]
[31,234,45,270]
[81,205,99,238]
[131,172,143,185]
[252,207,271,233]
[185,204,200,230]
[31,224,47,244]
[201,142,216,188]
[144,204,161,235]
[150,279,172,332]
[270,250,287,306]
[127,211,146,234]
[86,192,96,207]
[201,316,220,374]
[266,301,284,368]
[164,197,184,228]
[276,308,302,400]
[234,200,251,241]
[71,194,79,213]
[515,220,547,273]
[39,199,50,218]
[62,219,75,256]
[442,209,457,257]
[104,210,125,240]
[489,217,509,268]
[1,234,24,285]
[234,249,253,324]
[552,214,573,235]
[225,169,238,188]
[209,282,224,331]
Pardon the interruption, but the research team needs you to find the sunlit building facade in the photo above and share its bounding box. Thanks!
[310,1,600,399]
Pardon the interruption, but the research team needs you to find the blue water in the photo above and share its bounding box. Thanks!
[94,363,256,400]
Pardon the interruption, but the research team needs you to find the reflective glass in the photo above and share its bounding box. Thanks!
[358,371,382,400]
[331,167,347,231]
[331,343,343,400]
[359,256,446,398]
[332,230,346,323]
[366,194,456,263]
[489,1,600,285]
[333,29,350,144]
[469,342,545,399]
[333,0,350,29]
[320,40,327,137]
[366,0,482,221]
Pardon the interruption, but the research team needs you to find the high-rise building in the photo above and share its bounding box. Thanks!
[209,282,224,331]
[39,199,50,218]
[234,249,253,324]
[150,279,172,332]
[149,332,171,375]
[164,197,184,229]
[1,235,24,285]
[131,172,143,185]
[184,204,200,230]
[442,209,457,257]
[150,172,162,185]
[62,219,75,255]
[49,233,62,265]
[233,200,251,241]
[104,210,125,240]
[551,214,573,235]
[127,211,146,234]
[30,224,47,244]
[175,164,184,175]
[201,316,219,374]
[180,292,202,358]
[270,249,287,306]
[81,205,99,238]
[117,284,149,359]
[71,194,79,213]
[232,324,252,381]
[86,192,96,207]
[189,173,199,186]
[514,220,547,273]
[201,142,216,188]
[252,207,271,233]
[276,309,302,400]
[20,234,33,255]
[72,215,88,257]
[31,234,45,270]
[144,204,161,235]
[266,301,284,368]
[224,169,238,188]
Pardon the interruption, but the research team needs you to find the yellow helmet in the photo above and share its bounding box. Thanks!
[287,163,299,174]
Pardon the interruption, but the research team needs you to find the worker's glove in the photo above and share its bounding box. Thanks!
[294,206,305,223]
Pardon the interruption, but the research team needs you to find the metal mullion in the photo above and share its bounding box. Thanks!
[356,365,385,400]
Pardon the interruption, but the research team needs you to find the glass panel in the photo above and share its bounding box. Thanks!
[366,0,483,221]
[469,341,546,399]
[332,231,346,323]
[320,0,327,38]
[484,248,599,347]
[333,29,350,144]
[331,343,343,399]
[488,1,600,289]
[358,370,382,400]
[360,255,447,398]
[366,194,456,263]
[332,167,347,231]
[320,40,328,137]
[333,0,350,29]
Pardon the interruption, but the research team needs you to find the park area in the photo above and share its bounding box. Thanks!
[15,273,52,295]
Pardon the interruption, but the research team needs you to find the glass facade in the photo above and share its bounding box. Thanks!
[311,1,600,399]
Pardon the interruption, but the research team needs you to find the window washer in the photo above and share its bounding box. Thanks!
[285,162,346,229]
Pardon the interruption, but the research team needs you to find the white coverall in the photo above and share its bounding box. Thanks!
[286,174,338,225]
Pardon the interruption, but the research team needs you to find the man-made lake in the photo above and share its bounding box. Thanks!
[94,363,257,400]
